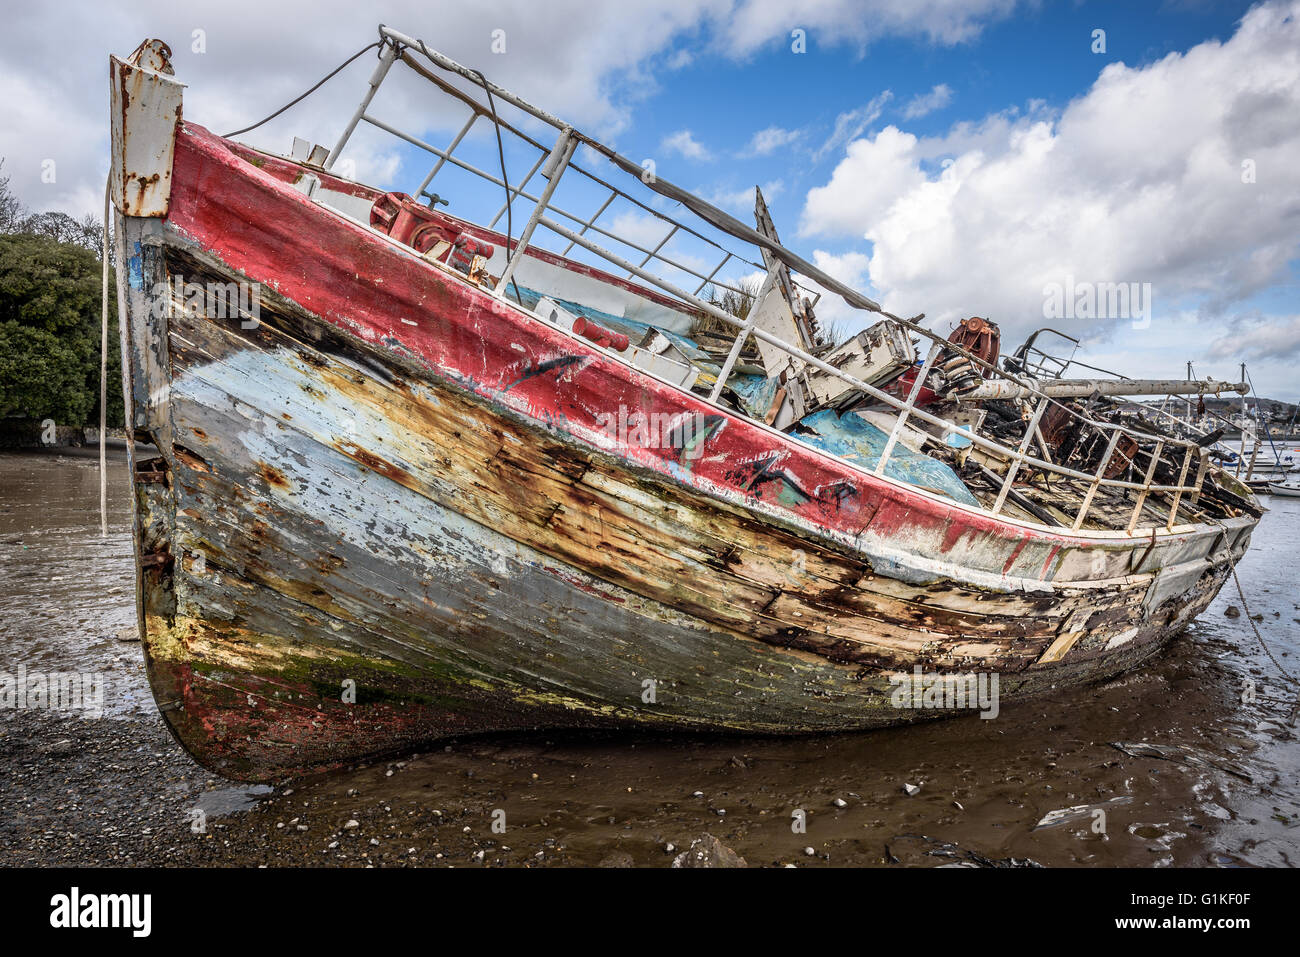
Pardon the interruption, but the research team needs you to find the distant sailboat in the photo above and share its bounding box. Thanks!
[1267,480,1300,498]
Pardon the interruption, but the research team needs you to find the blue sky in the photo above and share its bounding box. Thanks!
[619,1,1258,211]
[354,3,1265,229]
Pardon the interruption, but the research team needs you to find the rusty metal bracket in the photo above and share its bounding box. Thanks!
[110,40,184,217]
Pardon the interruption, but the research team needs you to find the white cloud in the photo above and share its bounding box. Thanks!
[606,209,680,251]
[660,129,713,161]
[712,0,1020,56]
[1209,314,1300,362]
[901,83,953,119]
[746,125,802,155]
[702,180,784,214]
[665,48,696,70]
[803,249,876,334]
[801,127,926,235]
[796,0,1300,381]
[812,91,894,161]
[914,100,1052,157]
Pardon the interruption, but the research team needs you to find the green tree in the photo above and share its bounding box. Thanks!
[0,232,122,428]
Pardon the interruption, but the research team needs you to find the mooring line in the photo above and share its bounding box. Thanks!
[222,39,382,138]
[1230,565,1300,723]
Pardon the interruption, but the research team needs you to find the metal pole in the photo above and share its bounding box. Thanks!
[489,152,546,228]
[875,343,943,476]
[362,114,733,293]
[1072,430,1123,531]
[963,377,1249,402]
[693,252,732,296]
[630,225,678,277]
[415,113,477,196]
[99,183,110,538]
[562,191,617,256]
[708,268,776,402]
[1189,450,1209,505]
[326,41,398,170]
[1165,448,1195,530]
[495,129,578,294]
[992,396,1050,515]
[1126,440,1165,533]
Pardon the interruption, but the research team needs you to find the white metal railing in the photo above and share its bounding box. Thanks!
[317,27,1232,535]
[1128,397,1285,483]
[331,35,815,312]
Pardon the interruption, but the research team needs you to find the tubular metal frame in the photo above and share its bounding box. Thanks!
[318,27,1221,535]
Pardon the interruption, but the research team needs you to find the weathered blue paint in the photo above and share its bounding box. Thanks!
[795,408,981,507]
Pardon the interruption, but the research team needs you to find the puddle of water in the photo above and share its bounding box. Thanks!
[193,784,277,817]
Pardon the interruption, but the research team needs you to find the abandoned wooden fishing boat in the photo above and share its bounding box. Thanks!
[110,33,1263,781]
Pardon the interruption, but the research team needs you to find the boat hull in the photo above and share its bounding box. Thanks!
[116,123,1257,781]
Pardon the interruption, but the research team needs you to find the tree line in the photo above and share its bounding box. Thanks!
[0,160,124,431]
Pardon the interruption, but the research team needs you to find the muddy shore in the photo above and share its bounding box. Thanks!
[2,449,1297,867]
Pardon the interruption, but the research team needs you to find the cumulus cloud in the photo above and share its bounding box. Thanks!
[1209,314,1300,362]
[797,0,1300,364]
[801,127,926,235]
[803,249,876,333]
[660,129,713,161]
[901,83,953,119]
[746,126,802,156]
[664,48,696,71]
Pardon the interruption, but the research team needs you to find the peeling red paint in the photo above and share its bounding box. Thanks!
[1002,536,1029,576]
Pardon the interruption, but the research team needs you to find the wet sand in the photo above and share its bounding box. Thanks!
[1,449,1296,867]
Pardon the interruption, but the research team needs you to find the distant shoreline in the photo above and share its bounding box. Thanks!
[0,437,151,460]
